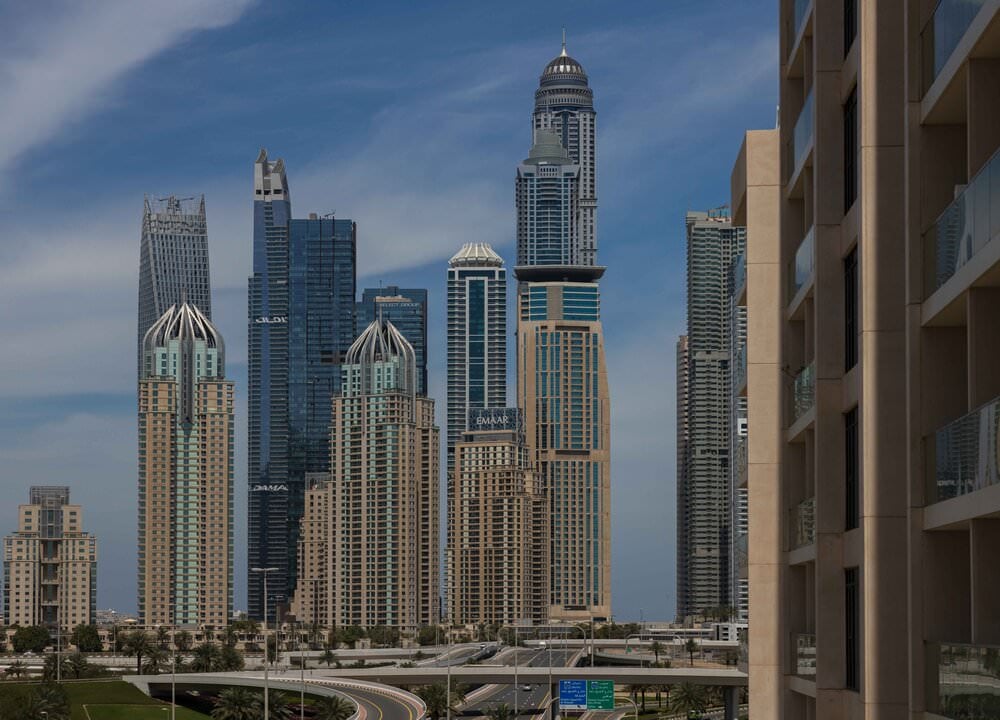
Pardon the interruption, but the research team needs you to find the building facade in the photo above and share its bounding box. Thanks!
[291,318,439,630]
[675,209,745,622]
[516,266,611,621]
[448,409,548,627]
[3,487,96,632]
[532,40,597,267]
[516,130,581,267]
[247,149,357,620]
[138,302,234,629]
[137,194,211,374]
[358,286,428,396]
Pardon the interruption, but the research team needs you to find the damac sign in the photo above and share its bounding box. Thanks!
[251,484,289,492]
[254,316,288,324]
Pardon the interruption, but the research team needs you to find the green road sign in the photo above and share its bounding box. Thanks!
[586,680,615,710]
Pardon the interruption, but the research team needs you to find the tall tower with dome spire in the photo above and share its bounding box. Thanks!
[532,34,597,266]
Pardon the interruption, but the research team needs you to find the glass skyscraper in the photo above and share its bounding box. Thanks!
[357,286,428,396]
[137,194,211,374]
[247,150,357,620]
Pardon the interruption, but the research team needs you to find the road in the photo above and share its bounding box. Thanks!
[462,647,579,718]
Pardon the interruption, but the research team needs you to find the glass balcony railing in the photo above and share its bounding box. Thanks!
[788,227,815,303]
[789,88,814,178]
[734,532,749,577]
[933,643,1000,718]
[921,0,987,93]
[738,630,749,674]
[732,252,746,303]
[734,435,748,487]
[733,345,747,393]
[791,0,810,48]
[794,633,817,677]
[791,362,815,422]
[932,393,1000,502]
[792,496,815,548]
[926,144,1000,294]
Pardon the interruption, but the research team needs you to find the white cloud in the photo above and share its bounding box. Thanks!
[0,0,254,180]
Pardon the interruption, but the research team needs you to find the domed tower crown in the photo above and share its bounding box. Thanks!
[142,301,224,363]
[449,242,505,268]
[346,317,417,396]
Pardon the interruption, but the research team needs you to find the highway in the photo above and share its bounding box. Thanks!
[461,647,579,717]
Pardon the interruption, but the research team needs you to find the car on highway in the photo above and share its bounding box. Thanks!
[520,684,532,692]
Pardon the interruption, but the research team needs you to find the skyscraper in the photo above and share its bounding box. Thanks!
[516,266,611,621]
[138,302,233,628]
[290,318,439,629]
[448,408,548,626]
[676,209,745,622]
[675,336,690,617]
[137,194,211,374]
[247,150,358,620]
[358,286,428,396]
[532,38,597,266]
[516,131,581,267]
[3,487,96,632]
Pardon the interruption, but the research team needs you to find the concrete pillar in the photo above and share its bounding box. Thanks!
[724,686,739,720]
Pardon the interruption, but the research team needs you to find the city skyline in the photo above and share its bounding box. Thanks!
[0,1,779,619]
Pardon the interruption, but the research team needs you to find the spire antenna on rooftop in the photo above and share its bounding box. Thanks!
[561,27,567,56]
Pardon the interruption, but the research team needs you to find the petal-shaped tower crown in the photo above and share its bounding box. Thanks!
[143,301,223,357]
[449,242,505,268]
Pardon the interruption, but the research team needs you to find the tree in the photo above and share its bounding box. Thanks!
[321,649,339,668]
[337,626,365,647]
[12,625,50,654]
[368,625,400,647]
[62,651,98,679]
[2,660,27,679]
[627,684,650,713]
[314,695,355,720]
[266,635,279,664]
[24,683,70,720]
[256,690,294,720]
[122,630,155,675]
[485,703,515,720]
[174,630,193,652]
[416,684,449,720]
[417,625,442,646]
[684,639,699,667]
[191,642,223,672]
[223,625,238,648]
[142,646,169,675]
[219,645,245,671]
[70,624,102,653]
[155,626,171,649]
[211,687,260,720]
[670,683,707,716]
[650,641,665,665]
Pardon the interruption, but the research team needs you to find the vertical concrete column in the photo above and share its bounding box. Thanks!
[970,519,1000,644]
[966,59,1000,177]
[724,685,739,720]
[967,288,1000,409]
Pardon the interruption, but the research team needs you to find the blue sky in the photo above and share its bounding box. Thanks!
[0,0,777,621]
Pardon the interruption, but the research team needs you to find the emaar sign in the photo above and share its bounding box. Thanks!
[468,408,521,432]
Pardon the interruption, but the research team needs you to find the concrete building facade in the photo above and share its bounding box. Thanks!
[516,266,611,622]
[448,409,548,627]
[676,210,746,622]
[290,318,439,630]
[2,487,96,632]
[138,302,234,629]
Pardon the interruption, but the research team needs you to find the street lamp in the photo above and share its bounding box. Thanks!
[251,566,279,720]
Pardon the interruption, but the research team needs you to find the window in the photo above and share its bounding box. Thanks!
[844,0,858,56]
[845,407,859,530]
[844,247,858,370]
[844,87,858,212]
[845,566,860,690]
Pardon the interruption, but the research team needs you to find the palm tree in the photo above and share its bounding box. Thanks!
[63,651,93,679]
[669,683,706,717]
[223,625,238,648]
[211,687,260,720]
[122,630,154,675]
[142,646,169,674]
[314,695,355,720]
[175,630,193,652]
[321,649,338,667]
[485,702,515,720]
[3,660,27,679]
[156,626,171,649]
[650,641,665,665]
[684,639,699,667]
[256,690,294,720]
[191,642,223,672]
[26,683,71,720]
[417,684,449,720]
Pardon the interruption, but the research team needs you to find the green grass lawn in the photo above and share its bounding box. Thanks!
[83,704,209,720]
[62,681,210,720]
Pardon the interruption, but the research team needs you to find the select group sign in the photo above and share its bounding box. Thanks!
[558,680,615,711]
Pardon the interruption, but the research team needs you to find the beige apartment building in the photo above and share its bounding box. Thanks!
[137,302,234,630]
[291,317,439,630]
[737,1,1000,717]
[448,409,549,627]
[2,486,97,632]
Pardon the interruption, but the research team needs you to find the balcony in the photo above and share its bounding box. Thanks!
[932,642,1000,718]
[931,393,1000,502]
[733,345,747,396]
[734,532,748,579]
[787,0,812,62]
[794,633,817,677]
[734,435,748,488]
[792,496,816,548]
[926,144,1000,296]
[733,252,747,305]
[788,227,815,305]
[921,0,987,93]
[791,362,815,423]
[786,89,814,182]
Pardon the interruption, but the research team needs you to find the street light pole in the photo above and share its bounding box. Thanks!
[514,626,518,717]
[252,566,279,720]
[446,624,452,720]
